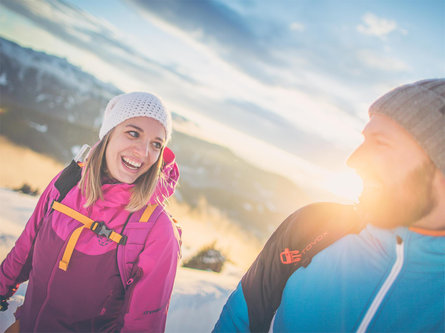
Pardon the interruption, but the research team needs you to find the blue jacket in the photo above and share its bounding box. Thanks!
[214,225,445,332]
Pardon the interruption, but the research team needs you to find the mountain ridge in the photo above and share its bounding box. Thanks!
[0,36,308,238]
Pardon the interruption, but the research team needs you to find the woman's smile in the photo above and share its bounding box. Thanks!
[121,156,143,171]
[105,116,166,184]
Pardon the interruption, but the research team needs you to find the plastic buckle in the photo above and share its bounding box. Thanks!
[91,221,112,239]
[119,235,128,245]
[0,296,8,312]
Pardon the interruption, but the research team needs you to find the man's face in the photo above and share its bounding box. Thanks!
[347,114,437,228]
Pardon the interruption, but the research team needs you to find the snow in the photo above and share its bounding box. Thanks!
[68,114,76,123]
[243,202,253,211]
[265,201,277,212]
[28,121,48,133]
[65,96,76,109]
[36,94,48,103]
[0,72,7,86]
[71,145,82,158]
[166,267,239,333]
[0,188,240,332]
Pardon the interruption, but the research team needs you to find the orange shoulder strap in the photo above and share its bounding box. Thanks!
[140,204,157,223]
[52,201,126,271]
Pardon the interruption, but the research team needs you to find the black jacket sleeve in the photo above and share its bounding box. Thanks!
[240,202,363,332]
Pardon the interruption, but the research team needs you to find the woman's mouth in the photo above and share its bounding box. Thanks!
[121,156,142,171]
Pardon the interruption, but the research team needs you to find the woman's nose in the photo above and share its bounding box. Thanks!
[134,140,149,158]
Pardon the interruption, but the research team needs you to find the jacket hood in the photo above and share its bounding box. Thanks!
[149,146,179,205]
[83,144,179,206]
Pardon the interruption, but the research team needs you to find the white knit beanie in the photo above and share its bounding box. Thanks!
[369,78,445,175]
[99,92,172,142]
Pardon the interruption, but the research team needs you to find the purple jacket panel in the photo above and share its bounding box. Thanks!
[0,173,60,298]
[20,215,124,331]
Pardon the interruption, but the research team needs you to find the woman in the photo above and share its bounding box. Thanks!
[0,92,181,332]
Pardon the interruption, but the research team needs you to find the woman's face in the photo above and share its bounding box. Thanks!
[105,116,165,184]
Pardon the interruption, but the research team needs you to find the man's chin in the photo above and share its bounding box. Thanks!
[367,220,400,230]
[356,200,429,230]
[355,199,399,229]
[356,160,437,229]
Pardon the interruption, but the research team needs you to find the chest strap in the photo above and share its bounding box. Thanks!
[51,201,157,271]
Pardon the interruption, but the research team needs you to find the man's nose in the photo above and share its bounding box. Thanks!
[346,143,364,170]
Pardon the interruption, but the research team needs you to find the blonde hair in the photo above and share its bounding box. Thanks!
[79,130,164,212]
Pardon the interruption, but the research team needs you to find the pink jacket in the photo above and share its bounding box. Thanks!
[0,148,181,332]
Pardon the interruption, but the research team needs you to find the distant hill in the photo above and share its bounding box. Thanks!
[0,37,308,238]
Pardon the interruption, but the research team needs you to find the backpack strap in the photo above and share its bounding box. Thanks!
[139,204,158,222]
[54,160,82,203]
[117,204,163,287]
[51,160,167,282]
[52,201,127,271]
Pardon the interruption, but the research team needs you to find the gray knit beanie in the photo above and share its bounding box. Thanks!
[369,79,445,175]
[99,92,172,142]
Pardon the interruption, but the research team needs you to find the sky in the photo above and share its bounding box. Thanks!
[1,0,444,201]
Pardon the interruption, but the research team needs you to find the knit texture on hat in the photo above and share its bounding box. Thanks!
[369,78,445,175]
[99,92,172,142]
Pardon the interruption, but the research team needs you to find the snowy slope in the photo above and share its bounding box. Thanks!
[0,188,240,332]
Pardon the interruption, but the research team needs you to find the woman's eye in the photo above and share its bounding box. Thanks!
[153,142,162,149]
[127,131,139,138]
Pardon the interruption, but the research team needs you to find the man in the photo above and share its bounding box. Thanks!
[213,79,445,332]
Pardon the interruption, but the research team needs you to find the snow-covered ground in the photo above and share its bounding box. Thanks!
[0,188,241,332]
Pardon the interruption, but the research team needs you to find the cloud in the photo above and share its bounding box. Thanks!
[0,0,195,87]
[357,13,400,38]
[221,99,353,169]
[289,22,305,32]
[128,0,263,52]
[125,0,373,113]
[126,0,281,81]
[0,0,377,174]
[357,49,410,72]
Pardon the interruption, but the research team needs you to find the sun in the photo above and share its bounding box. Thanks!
[324,170,363,203]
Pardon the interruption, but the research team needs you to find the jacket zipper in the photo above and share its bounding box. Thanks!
[356,236,404,333]
[117,212,133,287]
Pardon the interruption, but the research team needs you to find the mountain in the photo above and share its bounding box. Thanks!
[0,37,308,238]
[0,37,120,127]
[0,37,121,161]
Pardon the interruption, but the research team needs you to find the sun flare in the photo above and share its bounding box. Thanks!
[324,170,363,203]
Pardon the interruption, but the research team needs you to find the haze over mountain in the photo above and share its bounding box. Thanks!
[0,37,309,238]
